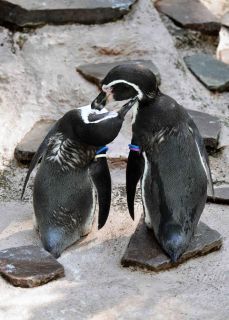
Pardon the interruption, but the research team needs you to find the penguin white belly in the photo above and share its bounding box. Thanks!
[32,213,39,231]
[142,152,153,229]
[81,177,97,236]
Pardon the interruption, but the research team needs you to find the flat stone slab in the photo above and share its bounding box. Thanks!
[208,186,229,205]
[0,0,137,27]
[155,0,220,34]
[0,245,64,287]
[14,119,55,163]
[188,109,221,150]
[184,54,229,92]
[76,60,161,87]
[121,219,222,272]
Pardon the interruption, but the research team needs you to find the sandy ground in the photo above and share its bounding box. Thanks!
[0,167,229,320]
[0,0,229,319]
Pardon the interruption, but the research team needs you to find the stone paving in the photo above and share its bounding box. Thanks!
[76,59,161,87]
[0,0,137,26]
[184,53,229,92]
[0,245,64,287]
[121,219,223,271]
[155,0,220,34]
[0,0,229,319]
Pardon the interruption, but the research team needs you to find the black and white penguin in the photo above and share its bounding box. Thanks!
[91,63,214,262]
[21,100,136,258]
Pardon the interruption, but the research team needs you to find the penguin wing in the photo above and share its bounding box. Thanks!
[21,121,59,199]
[126,150,144,220]
[188,118,214,198]
[90,157,111,229]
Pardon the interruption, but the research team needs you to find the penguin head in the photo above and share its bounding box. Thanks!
[91,63,158,110]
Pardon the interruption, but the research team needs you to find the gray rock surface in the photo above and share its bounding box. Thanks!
[188,109,221,150]
[184,54,229,92]
[0,0,228,168]
[207,186,229,204]
[0,245,64,287]
[155,0,220,34]
[77,59,161,87]
[221,12,229,27]
[122,219,223,271]
[0,0,137,27]
[14,119,55,163]
[216,26,229,65]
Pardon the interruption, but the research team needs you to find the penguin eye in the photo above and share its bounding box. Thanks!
[112,83,138,101]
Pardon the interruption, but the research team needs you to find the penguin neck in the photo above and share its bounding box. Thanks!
[132,92,159,125]
[131,100,140,125]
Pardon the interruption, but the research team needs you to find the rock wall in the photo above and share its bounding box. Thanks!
[0,0,228,168]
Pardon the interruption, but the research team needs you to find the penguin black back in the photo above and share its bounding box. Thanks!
[91,63,213,262]
[21,101,135,257]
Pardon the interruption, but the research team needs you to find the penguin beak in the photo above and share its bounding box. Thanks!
[91,92,107,110]
[118,96,139,119]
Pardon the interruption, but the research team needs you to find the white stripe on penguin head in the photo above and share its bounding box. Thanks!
[79,104,118,124]
[102,79,144,100]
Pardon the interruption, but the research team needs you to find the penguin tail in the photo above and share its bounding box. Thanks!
[164,234,187,263]
[41,228,64,258]
[161,223,187,263]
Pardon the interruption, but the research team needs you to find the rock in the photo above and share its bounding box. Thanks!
[0,0,137,27]
[14,119,55,164]
[76,60,161,87]
[207,186,229,205]
[188,109,221,150]
[184,54,229,92]
[216,26,229,65]
[155,0,220,34]
[221,12,229,28]
[121,219,222,272]
[0,245,64,287]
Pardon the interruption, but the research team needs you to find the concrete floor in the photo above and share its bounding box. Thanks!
[0,0,229,319]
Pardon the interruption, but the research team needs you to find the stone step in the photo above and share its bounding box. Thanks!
[155,0,220,34]
[121,219,222,272]
[14,109,221,164]
[76,60,161,87]
[184,54,229,92]
[14,119,56,164]
[0,245,64,287]
[207,186,229,205]
[0,0,137,27]
[188,109,221,150]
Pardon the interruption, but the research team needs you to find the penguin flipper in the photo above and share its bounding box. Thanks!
[126,150,144,220]
[90,157,111,229]
[21,122,58,199]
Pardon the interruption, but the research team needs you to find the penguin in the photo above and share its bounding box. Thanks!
[91,63,214,262]
[21,100,136,258]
